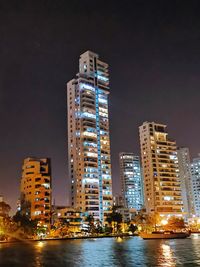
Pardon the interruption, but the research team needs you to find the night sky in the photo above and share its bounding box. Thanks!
[1,1,200,212]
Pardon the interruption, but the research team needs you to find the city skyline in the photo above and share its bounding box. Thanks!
[1,1,200,212]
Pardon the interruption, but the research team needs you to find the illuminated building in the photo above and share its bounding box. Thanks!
[177,147,194,216]
[113,195,124,207]
[119,153,143,210]
[191,155,200,217]
[20,157,52,226]
[52,206,83,234]
[139,122,183,216]
[67,51,112,222]
[0,195,10,223]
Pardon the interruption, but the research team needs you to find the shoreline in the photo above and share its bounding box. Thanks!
[2,232,198,244]
[0,233,138,244]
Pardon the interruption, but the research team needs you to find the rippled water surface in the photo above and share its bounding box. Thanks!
[1,236,200,267]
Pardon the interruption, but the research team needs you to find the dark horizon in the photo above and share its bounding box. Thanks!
[1,1,200,212]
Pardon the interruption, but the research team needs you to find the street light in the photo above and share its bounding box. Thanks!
[161,219,168,226]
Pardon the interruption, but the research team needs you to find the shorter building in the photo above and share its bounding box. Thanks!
[119,153,143,210]
[177,147,194,216]
[139,122,184,216]
[115,207,137,223]
[191,155,200,217]
[20,157,52,227]
[52,206,83,234]
[0,195,11,224]
[113,195,124,207]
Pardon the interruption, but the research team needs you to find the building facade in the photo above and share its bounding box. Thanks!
[119,152,143,210]
[113,195,124,207]
[177,147,194,216]
[0,195,10,224]
[52,206,83,234]
[20,157,52,226]
[67,51,112,222]
[191,155,200,217]
[139,122,183,216]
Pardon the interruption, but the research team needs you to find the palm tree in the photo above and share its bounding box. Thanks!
[164,217,185,231]
[95,219,103,234]
[106,207,122,234]
[128,224,138,234]
[85,214,95,234]
[132,211,161,232]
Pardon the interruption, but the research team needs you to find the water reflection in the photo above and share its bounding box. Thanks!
[33,241,46,267]
[79,238,114,267]
[0,237,200,266]
[157,243,176,267]
[35,241,45,250]
[190,235,200,265]
[112,237,130,266]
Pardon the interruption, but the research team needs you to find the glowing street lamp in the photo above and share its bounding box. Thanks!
[161,219,168,226]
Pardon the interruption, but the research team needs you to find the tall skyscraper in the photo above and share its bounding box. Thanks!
[119,152,143,210]
[20,157,52,226]
[191,155,200,217]
[67,51,112,222]
[177,147,194,216]
[139,122,183,216]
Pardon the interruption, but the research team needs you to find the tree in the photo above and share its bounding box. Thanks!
[0,201,11,218]
[0,200,12,240]
[132,211,160,232]
[95,219,103,234]
[164,217,185,231]
[13,212,37,236]
[132,211,146,224]
[106,207,122,233]
[128,224,138,234]
[104,224,112,234]
[49,220,69,238]
[85,215,95,234]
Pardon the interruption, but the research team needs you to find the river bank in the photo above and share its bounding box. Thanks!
[0,233,138,243]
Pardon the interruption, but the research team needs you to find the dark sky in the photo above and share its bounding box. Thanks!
[1,0,200,212]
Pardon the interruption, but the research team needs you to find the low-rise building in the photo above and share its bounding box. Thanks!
[0,195,11,222]
[52,206,83,234]
[20,157,52,227]
[113,195,124,207]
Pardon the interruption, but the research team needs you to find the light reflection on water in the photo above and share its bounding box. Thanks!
[157,243,176,267]
[0,236,200,267]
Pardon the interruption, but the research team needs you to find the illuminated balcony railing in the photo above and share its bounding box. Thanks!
[82,132,97,138]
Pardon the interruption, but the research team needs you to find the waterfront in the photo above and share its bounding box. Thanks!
[0,236,200,267]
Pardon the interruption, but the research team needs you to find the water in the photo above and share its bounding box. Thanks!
[0,236,200,267]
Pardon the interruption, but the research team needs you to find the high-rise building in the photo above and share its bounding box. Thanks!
[67,51,112,222]
[139,122,183,216]
[177,147,194,216]
[20,157,52,226]
[191,155,200,217]
[119,152,143,210]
